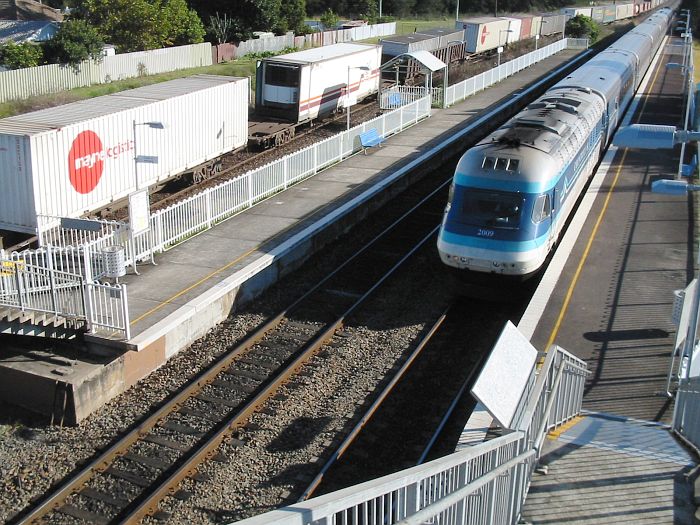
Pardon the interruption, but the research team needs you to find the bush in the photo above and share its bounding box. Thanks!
[565,15,600,42]
[42,20,104,67]
[0,42,43,69]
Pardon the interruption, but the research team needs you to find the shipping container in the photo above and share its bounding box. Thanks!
[510,14,534,40]
[615,3,635,20]
[0,75,248,234]
[255,43,381,124]
[458,17,514,53]
[380,34,441,57]
[530,16,543,38]
[415,27,465,49]
[540,13,565,35]
[500,18,523,44]
[562,7,593,19]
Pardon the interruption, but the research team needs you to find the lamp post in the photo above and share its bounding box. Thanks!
[346,66,370,131]
[497,29,513,67]
[536,20,548,50]
[667,60,694,179]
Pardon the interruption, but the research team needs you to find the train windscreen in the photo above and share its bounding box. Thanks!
[458,188,523,229]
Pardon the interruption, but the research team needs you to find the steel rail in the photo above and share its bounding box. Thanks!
[120,226,441,522]
[299,303,450,501]
[17,178,448,525]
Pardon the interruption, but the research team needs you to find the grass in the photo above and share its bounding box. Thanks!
[0,58,257,119]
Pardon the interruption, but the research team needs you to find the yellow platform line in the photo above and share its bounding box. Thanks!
[547,415,585,440]
[544,48,664,351]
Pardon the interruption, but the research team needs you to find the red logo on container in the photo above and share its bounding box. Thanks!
[68,130,104,194]
[481,26,490,44]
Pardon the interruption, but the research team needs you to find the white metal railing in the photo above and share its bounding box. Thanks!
[380,86,443,109]
[671,275,700,450]
[0,246,130,339]
[231,343,588,525]
[444,39,571,107]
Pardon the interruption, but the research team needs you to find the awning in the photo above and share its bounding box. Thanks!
[403,50,447,72]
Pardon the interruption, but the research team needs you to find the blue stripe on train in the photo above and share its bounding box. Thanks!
[439,229,549,252]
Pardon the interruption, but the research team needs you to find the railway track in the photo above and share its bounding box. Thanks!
[15,173,451,525]
[302,299,525,499]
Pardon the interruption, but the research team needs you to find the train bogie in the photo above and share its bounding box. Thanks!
[254,43,381,124]
[0,75,249,233]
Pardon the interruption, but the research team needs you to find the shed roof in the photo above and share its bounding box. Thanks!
[0,20,59,43]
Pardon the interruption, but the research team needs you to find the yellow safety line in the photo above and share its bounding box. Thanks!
[544,51,665,351]
[130,245,259,325]
[547,415,584,439]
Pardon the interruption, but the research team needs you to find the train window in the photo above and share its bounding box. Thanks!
[459,189,522,229]
[506,159,519,172]
[265,64,300,87]
[532,194,552,223]
[495,158,509,170]
[482,157,496,170]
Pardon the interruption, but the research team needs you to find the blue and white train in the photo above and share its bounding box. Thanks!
[437,7,674,279]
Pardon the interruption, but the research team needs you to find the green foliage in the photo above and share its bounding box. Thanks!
[245,46,298,59]
[565,14,599,42]
[42,19,104,66]
[75,0,205,52]
[0,42,43,69]
[280,0,307,33]
[347,0,377,21]
[320,8,340,29]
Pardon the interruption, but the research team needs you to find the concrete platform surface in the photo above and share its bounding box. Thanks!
[524,412,695,524]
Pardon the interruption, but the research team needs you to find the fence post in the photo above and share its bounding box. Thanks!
[82,247,95,333]
[121,284,131,340]
[206,188,213,228]
[46,244,58,313]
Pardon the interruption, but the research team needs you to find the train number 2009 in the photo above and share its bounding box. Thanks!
[477,228,495,237]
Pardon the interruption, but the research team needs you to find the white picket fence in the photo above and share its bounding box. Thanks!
[445,39,570,107]
[0,42,213,103]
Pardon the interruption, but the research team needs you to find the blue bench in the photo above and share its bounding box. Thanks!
[359,128,386,154]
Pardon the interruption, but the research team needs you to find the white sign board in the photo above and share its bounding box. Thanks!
[471,321,538,429]
[128,189,151,237]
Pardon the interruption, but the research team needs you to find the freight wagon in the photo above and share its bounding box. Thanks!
[0,75,249,234]
[540,13,566,35]
[252,43,381,147]
[457,17,521,53]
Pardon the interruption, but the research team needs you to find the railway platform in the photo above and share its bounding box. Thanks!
[0,47,583,423]
[517,33,699,523]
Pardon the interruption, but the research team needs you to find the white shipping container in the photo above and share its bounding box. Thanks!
[0,75,249,233]
[500,18,523,43]
[380,34,441,57]
[540,14,565,35]
[562,7,593,19]
[458,17,519,53]
[256,43,381,123]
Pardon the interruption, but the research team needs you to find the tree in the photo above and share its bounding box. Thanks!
[320,8,339,29]
[280,0,307,34]
[75,0,205,52]
[347,0,377,21]
[0,42,43,69]
[565,14,599,42]
[42,19,104,66]
[208,12,233,44]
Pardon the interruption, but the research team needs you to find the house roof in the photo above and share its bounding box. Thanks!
[0,20,59,43]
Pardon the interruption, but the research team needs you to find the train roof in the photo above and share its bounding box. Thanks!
[264,43,380,65]
[0,75,246,136]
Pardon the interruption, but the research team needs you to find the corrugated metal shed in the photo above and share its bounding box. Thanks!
[0,75,239,136]
[272,42,378,64]
[0,20,59,43]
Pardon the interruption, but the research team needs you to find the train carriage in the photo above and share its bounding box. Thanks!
[437,8,673,279]
[254,43,381,124]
